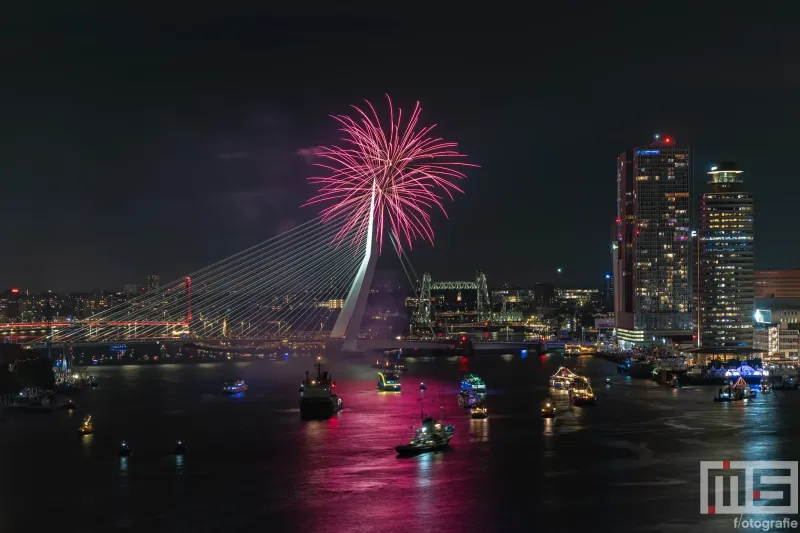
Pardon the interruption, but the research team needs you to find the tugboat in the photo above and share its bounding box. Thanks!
[541,399,556,417]
[222,379,248,394]
[299,362,343,419]
[378,372,401,392]
[78,415,94,434]
[460,373,486,392]
[395,388,454,456]
[119,441,132,457]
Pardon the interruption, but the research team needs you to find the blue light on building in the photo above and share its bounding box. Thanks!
[636,150,660,155]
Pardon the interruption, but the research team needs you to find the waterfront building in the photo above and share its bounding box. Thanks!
[754,270,800,298]
[613,136,692,348]
[753,299,800,359]
[556,288,600,309]
[698,163,754,349]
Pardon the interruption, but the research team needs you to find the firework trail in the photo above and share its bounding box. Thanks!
[303,95,477,254]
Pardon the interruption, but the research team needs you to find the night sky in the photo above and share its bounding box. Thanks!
[2,10,797,293]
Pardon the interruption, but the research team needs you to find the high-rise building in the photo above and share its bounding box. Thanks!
[147,274,160,292]
[698,162,754,348]
[603,272,614,312]
[613,136,692,347]
[533,283,555,311]
[754,270,800,299]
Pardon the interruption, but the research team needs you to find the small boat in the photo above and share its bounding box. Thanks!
[605,377,612,384]
[174,440,187,455]
[569,381,596,406]
[64,398,78,410]
[714,377,755,402]
[541,399,556,417]
[300,362,343,419]
[460,373,486,392]
[470,404,488,419]
[396,389,454,456]
[222,379,248,394]
[78,415,94,434]
[119,441,132,457]
[378,372,401,392]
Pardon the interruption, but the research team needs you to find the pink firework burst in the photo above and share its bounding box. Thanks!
[303,95,477,254]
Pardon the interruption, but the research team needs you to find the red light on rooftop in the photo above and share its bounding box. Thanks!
[11,288,19,294]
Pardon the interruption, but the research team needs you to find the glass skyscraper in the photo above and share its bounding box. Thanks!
[698,162,754,348]
[614,136,692,347]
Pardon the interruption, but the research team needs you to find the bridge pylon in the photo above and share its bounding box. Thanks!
[330,181,378,348]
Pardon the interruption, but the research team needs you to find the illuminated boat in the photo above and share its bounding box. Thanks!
[396,388,454,456]
[299,363,343,419]
[222,379,248,394]
[458,390,481,408]
[569,380,595,405]
[460,373,486,392]
[78,415,94,434]
[470,404,488,419]
[714,377,755,402]
[541,399,556,417]
[549,367,577,389]
[378,372,401,392]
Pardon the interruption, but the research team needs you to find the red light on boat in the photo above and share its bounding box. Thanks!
[665,137,671,143]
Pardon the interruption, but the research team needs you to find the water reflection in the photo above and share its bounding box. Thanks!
[500,353,513,362]
[416,452,432,487]
[543,417,554,436]
[119,457,128,473]
[175,454,184,471]
[81,433,94,458]
[469,418,489,442]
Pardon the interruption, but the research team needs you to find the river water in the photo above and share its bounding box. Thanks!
[0,352,795,532]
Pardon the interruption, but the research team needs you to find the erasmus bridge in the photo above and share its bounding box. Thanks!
[21,97,544,354]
